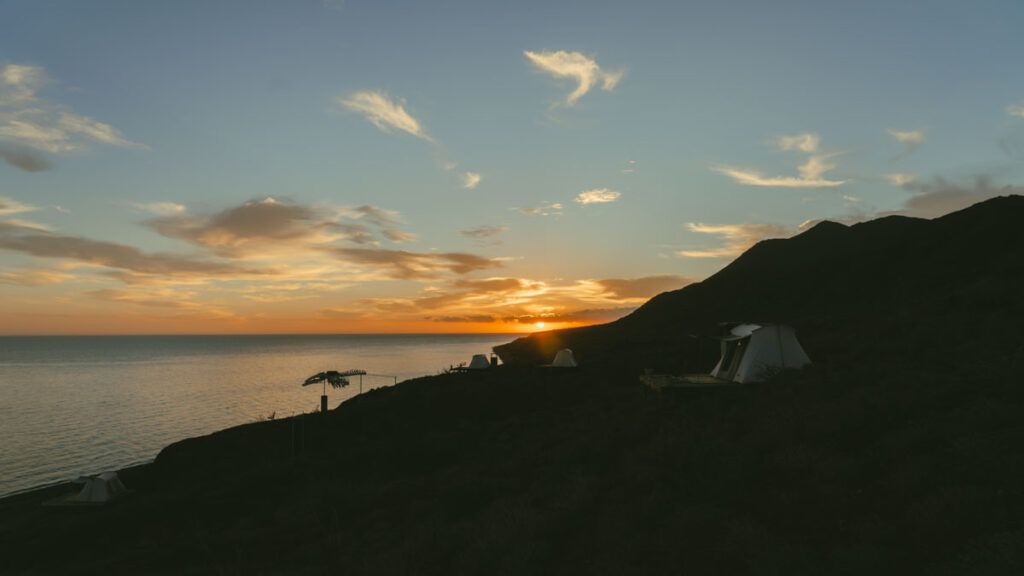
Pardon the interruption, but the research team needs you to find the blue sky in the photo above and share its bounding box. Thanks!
[2,0,1023,333]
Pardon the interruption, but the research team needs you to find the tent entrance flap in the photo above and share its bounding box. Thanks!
[719,339,748,381]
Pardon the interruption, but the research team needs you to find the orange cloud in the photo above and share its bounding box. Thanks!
[330,247,501,279]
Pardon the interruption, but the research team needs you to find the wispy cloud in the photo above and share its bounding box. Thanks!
[524,50,624,106]
[148,197,338,256]
[514,202,563,216]
[338,90,432,142]
[460,224,508,246]
[888,128,925,156]
[340,204,402,227]
[799,171,1024,229]
[0,64,45,106]
[1007,103,1024,118]
[337,90,481,188]
[87,288,235,319]
[575,188,621,204]
[0,267,73,286]
[382,228,417,243]
[895,176,1022,219]
[330,247,501,280]
[460,225,508,239]
[714,133,845,188]
[885,173,915,186]
[0,219,263,279]
[887,128,925,145]
[360,273,690,328]
[713,162,844,188]
[148,198,415,256]
[594,275,691,299]
[0,63,144,168]
[775,133,820,153]
[462,171,481,189]
[130,201,186,216]
[0,195,37,216]
[678,222,790,258]
[0,144,50,171]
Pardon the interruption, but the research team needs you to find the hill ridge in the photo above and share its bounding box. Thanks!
[494,195,1024,371]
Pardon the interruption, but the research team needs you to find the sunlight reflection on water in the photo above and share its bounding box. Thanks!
[0,334,511,496]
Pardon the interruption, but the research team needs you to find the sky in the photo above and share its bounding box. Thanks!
[2,0,1023,335]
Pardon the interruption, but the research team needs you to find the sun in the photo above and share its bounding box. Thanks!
[534,321,546,330]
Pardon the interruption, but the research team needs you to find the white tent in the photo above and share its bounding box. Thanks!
[709,324,810,383]
[67,471,127,504]
[551,348,578,368]
[467,354,491,370]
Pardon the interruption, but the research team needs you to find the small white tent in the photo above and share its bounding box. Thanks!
[467,354,491,370]
[67,471,127,504]
[551,349,578,368]
[709,324,810,383]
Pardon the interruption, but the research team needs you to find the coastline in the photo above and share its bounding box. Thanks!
[2,364,1022,573]
[0,332,516,498]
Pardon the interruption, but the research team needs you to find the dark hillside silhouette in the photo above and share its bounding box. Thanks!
[495,195,1024,374]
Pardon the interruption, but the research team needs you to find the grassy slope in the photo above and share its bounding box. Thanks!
[1,360,1022,574]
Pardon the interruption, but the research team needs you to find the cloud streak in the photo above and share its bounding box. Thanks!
[149,198,417,256]
[514,202,563,216]
[148,197,340,256]
[360,273,688,328]
[576,188,621,204]
[460,225,508,239]
[0,144,50,171]
[885,173,915,186]
[0,195,37,216]
[330,247,501,279]
[775,133,820,153]
[714,133,845,188]
[524,50,624,106]
[594,275,691,299]
[131,202,186,216]
[888,128,925,157]
[0,220,263,278]
[462,171,481,189]
[0,63,144,166]
[678,223,790,258]
[896,176,1023,219]
[339,90,432,142]
[337,90,481,189]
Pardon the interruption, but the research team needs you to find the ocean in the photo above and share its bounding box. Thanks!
[0,334,513,497]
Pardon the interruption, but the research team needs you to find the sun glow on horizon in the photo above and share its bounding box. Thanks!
[535,321,546,330]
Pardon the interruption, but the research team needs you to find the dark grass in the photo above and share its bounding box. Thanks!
[1,359,1022,574]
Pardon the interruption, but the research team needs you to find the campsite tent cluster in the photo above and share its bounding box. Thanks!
[529,324,809,383]
[461,349,579,370]
[479,324,808,382]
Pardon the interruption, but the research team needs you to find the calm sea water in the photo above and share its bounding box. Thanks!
[0,334,512,497]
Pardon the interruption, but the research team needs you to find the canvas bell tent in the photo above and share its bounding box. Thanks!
[551,349,578,368]
[467,354,491,370]
[67,472,127,504]
[710,324,811,383]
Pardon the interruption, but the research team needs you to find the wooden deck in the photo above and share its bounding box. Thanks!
[640,373,737,391]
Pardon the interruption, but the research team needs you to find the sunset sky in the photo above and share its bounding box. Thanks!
[2,0,1024,334]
